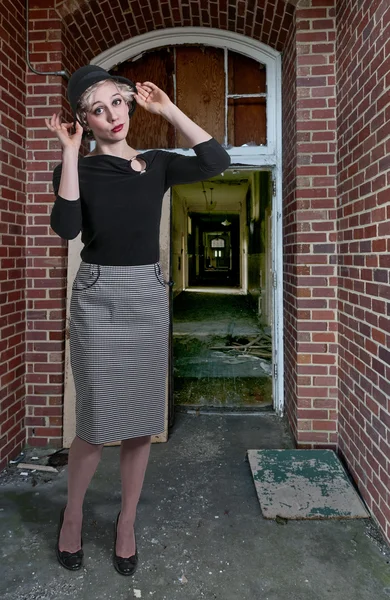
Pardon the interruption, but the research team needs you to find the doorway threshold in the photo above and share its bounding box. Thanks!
[185,286,246,295]
[175,404,274,415]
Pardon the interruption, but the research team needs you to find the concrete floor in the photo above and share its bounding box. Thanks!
[1,413,390,600]
[173,292,263,337]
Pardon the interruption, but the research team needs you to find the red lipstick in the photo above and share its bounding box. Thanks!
[112,124,123,133]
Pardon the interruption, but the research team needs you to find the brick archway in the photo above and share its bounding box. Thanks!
[54,0,296,58]
[24,0,338,454]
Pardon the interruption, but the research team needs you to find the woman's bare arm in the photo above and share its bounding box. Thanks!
[160,103,211,147]
[45,112,83,201]
[58,149,80,201]
[135,82,212,147]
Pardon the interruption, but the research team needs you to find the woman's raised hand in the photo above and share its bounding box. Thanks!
[134,82,173,115]
[45,112,83,153]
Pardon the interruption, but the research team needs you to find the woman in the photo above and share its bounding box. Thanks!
[45,64,230,576]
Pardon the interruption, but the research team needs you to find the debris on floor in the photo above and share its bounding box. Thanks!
[0,447,68,487]
[173,292,273,409]
[9,452,25,465]
[211,330,272,359]
[17,463,58,473]
[175,349,271,377]
[47,448,69,467]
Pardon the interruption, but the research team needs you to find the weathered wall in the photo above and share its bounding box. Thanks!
[247,172,272,325]
[172,190,187,297]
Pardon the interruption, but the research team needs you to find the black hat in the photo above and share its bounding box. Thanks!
[67,65,137,122]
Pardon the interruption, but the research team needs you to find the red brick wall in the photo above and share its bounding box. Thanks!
[0,0,27,472]
[25,1,88,448]
[336,0,390,543]
[287,0,338,449]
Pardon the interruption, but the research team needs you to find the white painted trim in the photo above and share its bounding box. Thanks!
[273,53,284,417]
[272,165,284,417]
[92,27,280,68]
[91,27,284,416]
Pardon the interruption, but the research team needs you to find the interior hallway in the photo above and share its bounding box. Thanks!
[173,292,272,409]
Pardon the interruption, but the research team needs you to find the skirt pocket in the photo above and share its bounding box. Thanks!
[154,262,166,287]
[72,263,101,292]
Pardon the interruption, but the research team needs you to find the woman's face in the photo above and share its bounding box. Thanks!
[86,80,130,142]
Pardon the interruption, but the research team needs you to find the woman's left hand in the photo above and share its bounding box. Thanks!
[134,82,173,115]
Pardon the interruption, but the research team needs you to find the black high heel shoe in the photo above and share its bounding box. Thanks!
[56,507,84,570]
[113,512,138,576]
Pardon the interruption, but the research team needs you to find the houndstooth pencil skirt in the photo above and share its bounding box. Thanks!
[69,261,169,445]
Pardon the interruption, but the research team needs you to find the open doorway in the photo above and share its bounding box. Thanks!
[188,213,240,287]
[171,169,274,411]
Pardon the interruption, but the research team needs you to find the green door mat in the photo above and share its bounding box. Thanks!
[247,449,370,519]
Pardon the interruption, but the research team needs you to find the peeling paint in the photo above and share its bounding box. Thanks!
[248,449,370,520]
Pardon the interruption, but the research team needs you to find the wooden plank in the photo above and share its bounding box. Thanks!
[228,98,267,146]
[18,463,58,473]
[228,51,267,146]
[113,48,175,149]
[176,46,225,147]
[228,51,266,94]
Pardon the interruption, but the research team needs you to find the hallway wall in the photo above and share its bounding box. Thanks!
[172,190,186,297]
[247,172,272,325]
[247,173,262,311]
[336,0,390,542]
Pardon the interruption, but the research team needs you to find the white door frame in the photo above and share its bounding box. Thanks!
[219,164,284,416]
[90,27,284,416]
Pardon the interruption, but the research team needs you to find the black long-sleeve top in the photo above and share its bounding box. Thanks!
[51,138,230,266]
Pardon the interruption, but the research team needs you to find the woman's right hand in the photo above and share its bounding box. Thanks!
[45,112,83,153]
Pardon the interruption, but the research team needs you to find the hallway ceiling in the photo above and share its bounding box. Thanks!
[174,172,249,212]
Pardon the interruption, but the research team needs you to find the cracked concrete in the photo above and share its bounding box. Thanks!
[1,413,390,600]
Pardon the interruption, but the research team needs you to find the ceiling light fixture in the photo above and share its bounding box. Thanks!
[202,182,215,211]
